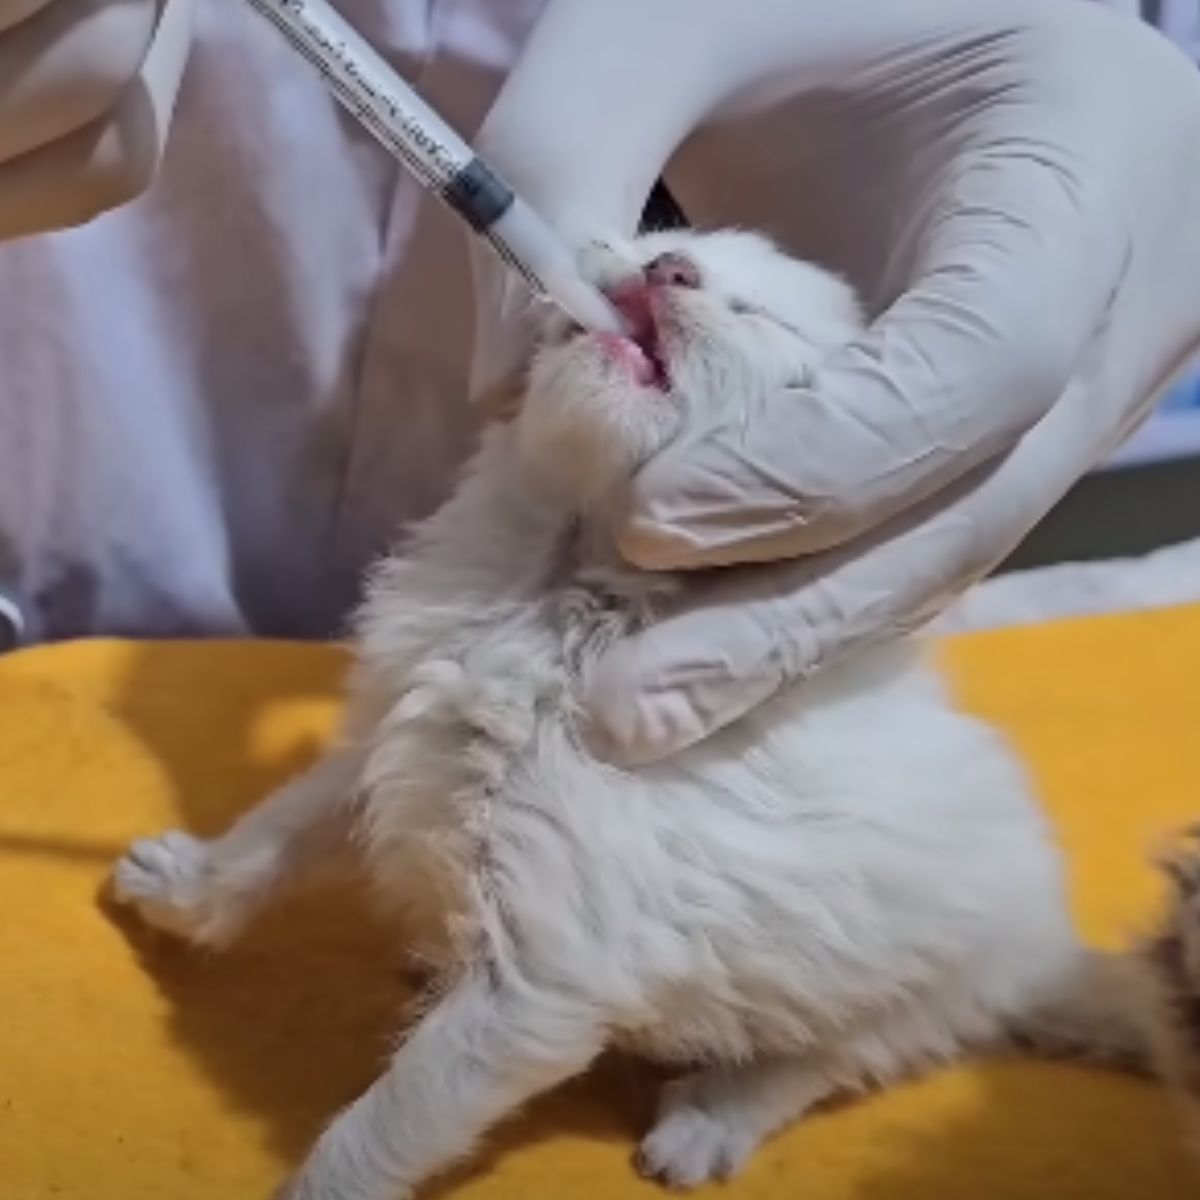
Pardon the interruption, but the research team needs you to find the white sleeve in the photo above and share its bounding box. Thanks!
[0,0,193,240]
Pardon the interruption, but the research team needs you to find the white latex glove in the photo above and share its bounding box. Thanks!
[0,0,193,240]
[473,0,1200,765]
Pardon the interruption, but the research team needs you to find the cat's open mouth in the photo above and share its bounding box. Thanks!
[566,284,670,390]
[604,331,669,390]
[611,284,669,389]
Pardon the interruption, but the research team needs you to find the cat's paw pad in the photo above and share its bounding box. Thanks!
[112,831,216,943]
[637,1101,758,1190]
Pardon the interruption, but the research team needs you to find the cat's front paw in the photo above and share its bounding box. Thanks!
[111,830,224,946]
[637,1085,760,1189]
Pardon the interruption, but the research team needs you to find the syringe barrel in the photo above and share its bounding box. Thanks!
[244,0,623,333]
[245,0,476,190]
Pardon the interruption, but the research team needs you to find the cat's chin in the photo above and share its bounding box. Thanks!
[589,331,668,390]
[518,342,681,513]
[547,324,670,394]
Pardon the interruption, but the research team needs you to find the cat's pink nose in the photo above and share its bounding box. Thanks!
[644,252,701,290]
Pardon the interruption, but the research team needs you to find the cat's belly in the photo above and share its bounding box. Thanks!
[355,644,1072,1056]
[474,675,1071,1041]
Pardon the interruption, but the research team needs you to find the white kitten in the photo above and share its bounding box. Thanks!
[113,229,1147,1199]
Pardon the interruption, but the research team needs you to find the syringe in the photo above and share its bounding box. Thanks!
[242,0,625,335]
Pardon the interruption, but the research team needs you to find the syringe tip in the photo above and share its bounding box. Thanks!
[487,197,629,335]
[549,273,627,335]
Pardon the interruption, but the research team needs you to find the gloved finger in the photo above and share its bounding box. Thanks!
[0,0,159,165]
[585,356,1133,767]
[619,19,1141,571]
[0,0,55,34]
[0,0,192,238]
[475,0,757,242]
[0,84,151,236]
[586,485,990,767]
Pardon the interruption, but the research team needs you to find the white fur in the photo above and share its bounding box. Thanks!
[112,229,1139,1200]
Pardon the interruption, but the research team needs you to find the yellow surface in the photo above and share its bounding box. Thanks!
[1,610,1199,1199]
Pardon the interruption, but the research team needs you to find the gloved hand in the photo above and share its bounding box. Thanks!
[473,0,1200,765]
[0,0,193,240]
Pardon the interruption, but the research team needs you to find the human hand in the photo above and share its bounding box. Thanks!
[0,0,193,240]
[473,0,1200,765]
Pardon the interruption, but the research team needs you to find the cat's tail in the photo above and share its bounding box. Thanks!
[1134,829,1200,1158]
[1006,830,1200,1159]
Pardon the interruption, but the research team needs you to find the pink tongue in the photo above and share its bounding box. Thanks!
[596,332,655,385]
[609,284,656,342]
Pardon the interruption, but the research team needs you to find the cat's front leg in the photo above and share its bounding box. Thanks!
[111,749,360,948]
[278,966,602,1200]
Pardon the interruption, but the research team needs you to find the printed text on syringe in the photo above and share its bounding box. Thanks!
[280,0,464,181]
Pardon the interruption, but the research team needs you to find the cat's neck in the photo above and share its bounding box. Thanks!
[350,427,560,679]
[399,426,641,591]
[352,425,671,682]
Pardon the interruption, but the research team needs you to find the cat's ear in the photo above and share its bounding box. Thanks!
[475,366,526,425]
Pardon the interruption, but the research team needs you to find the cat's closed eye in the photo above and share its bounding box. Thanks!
[728,297,808,342]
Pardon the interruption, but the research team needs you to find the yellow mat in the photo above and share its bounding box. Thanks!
[2,609,1199,1199]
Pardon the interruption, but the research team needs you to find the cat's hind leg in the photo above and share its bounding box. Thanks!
[637,1059,836,1189]
[638,991,1002,1190]
[112,749,359,948]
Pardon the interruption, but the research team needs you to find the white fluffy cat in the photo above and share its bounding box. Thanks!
[112,229,1148,1200]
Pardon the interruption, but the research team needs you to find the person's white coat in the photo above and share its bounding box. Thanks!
[1,0,1199,770]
